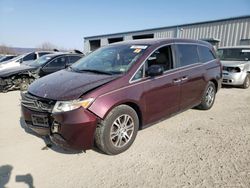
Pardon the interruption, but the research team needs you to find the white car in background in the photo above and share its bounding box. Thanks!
[0,55,17,63]
[218,46,250,89]
[0,51,54,71]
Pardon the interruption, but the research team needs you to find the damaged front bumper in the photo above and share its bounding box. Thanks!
[21,99,98,150]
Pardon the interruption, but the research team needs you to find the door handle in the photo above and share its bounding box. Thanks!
[181,76,188,81]
[173,78,181,84]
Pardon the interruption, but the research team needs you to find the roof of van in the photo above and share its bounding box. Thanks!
[108,38,210,46]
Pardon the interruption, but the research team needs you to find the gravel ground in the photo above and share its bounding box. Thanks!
[0,87,250,188]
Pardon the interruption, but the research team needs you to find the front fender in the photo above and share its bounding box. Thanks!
[88,84,144,120]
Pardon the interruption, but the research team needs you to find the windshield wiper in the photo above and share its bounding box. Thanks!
[76,69,113,75]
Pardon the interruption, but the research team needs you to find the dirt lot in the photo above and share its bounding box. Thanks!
[0,87,250,188]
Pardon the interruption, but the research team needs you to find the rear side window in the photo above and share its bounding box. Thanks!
[176,44,199,67]
[23,53,36,61]
[68,55,82,65]
[198,45,215,63]
[46,56,66,68]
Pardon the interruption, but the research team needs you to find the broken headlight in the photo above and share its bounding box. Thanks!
[52,98,94,113]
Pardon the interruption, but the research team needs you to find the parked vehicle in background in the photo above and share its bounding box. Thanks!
[0,53,83,92]
[0,55,17,63]
[218,46,250,89]
[21,39,222,155]
[0,51,54,71]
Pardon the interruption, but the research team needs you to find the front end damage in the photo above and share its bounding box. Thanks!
[0,71,39,92]
[21,92,98,151]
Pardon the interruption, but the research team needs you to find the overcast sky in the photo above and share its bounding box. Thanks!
[0,0,249,50]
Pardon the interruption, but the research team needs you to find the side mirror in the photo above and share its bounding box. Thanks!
[65,64,70,68]
[146,65,164,77]
[18,58,23,63]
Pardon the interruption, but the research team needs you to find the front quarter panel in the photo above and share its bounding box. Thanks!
[88,83,144,120]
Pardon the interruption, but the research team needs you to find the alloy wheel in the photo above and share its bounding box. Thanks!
[110,114,134,148]
[205,86,215,107]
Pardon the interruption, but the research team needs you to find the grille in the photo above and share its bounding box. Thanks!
[21,92,55,113]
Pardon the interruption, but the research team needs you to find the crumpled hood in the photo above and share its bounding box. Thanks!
[28,69,119,101]
[221,60,248,67]
[0,65,36,78]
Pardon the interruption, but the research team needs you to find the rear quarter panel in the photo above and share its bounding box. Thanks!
[204,59,222,91]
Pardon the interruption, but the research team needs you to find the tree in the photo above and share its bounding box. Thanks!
[37,42,58,51]
[0,44,15,54]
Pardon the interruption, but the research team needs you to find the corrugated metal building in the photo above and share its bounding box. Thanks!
[84,15,250,53]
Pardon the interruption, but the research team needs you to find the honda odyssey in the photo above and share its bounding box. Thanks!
[21,39,222,155]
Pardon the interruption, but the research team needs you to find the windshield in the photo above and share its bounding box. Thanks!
[26,55,53,67]
[1,54,25,64]
[217,48,250,61]
[71,44,148,74]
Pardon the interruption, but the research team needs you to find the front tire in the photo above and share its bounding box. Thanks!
[197,81,216,110]
[242,74,250,89]
[95,105,139,155]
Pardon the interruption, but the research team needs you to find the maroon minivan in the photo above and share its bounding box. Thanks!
[21,39,222,155]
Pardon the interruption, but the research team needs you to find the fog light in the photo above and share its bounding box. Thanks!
[51,121,60,133]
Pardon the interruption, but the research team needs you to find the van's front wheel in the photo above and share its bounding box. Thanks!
[197,81,216,110]
[95,105,139,155]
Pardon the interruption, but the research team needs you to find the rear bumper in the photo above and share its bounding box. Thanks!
[21,105,98,150]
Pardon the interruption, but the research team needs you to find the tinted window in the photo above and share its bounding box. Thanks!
[176,44,199,67]
[46,56,66,68]
[198,46,215,63]
[68,55,82,65]
[23,53,36,61]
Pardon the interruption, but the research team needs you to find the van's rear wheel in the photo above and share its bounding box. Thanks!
[242,74,250,89]
[197,81,216,110]
[95,105,139,155]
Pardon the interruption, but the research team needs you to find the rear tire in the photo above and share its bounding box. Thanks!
[197,81,216,110]
[242,74,250,89]
[95,105,139,155]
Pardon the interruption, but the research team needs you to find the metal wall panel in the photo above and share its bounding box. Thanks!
[84,17,250,53]
[154,28,175,38]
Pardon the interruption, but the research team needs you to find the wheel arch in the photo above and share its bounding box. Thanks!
[123,102,143,130]
[91,99,143,130]
[210,79,218,92]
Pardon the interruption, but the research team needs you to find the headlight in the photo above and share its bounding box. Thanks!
[52,98,94,113]
[226,67,241,73]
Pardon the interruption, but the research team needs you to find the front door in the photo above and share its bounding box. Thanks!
[142,45,181,124]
